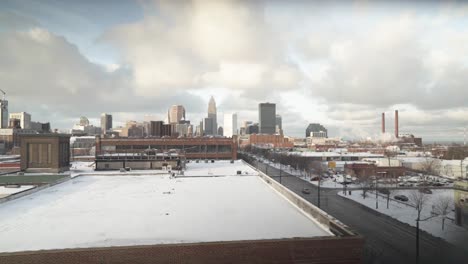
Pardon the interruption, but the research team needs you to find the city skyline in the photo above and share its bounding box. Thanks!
[2,1,468,141]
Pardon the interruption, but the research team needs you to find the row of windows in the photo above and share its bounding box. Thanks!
[114,145,232,153]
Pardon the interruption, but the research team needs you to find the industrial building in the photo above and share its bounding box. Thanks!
[96,136,237,160]
[0,161,363,264]
[239,134,294,149]
[19,134,71,173]
[381,110,422,146]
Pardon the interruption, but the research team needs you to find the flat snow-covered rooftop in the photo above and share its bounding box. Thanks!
[0,185,35,198]
[0,161,331,253]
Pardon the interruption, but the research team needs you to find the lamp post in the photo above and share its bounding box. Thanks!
[279,154,282,184]
[376,172,386,209]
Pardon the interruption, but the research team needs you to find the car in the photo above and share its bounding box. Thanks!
[302,188,311,194]
[419,188,432,194]
[394,195,409,202]
[378,188,390,195]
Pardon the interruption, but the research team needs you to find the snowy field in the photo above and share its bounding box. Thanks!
[0,173,331,253]
[0,185,35,199]
[339,189,468,245]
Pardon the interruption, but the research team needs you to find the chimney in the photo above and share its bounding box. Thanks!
[381,113,385,134]
[395,110,399,138]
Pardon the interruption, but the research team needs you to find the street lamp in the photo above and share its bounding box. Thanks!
[376,172,386,209]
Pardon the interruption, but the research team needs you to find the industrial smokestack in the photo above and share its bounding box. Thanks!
[381,113,385,134]
[395,110,399,138]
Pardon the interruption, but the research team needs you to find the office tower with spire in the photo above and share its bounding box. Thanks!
[204,96,217,135]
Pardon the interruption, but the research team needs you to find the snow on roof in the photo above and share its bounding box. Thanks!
[0,185,35,198]
[290,151,383,158]
[184,160,257,176]
[0,162,331,253]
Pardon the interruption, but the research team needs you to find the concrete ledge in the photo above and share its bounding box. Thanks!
[0,176,71,205]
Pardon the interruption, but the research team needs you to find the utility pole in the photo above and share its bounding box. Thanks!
[375,176,379,209]
[416,217,420,264]
[279,154,282,184]
[318,173,321,208]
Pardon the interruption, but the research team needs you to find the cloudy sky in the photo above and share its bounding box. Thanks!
[2,0,468,142]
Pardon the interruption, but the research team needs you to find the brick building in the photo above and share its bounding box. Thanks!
[19,134,70,173]
[345,163,406,179]
[96,136,237,160]
[239,134,294,149]
[0,161,363,264]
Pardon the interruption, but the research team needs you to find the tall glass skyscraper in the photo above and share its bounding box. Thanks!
[259,103,276,134]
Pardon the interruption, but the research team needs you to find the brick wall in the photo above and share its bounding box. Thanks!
[0,237,363,264]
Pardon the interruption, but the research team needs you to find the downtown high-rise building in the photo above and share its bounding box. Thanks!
[306,123,327,138]
[168,105,186,124]
[224,113,237,138]
[9,112,31,129]
[100,113,113,135]
[275,114,282,134]
[204,96,217,135]
[259,103,276,134]
[0,99,8,128]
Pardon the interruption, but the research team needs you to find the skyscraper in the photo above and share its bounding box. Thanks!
[204,96,217,135]
[101,113,113,135]
[168,105,186,124]
[0,99,8,129]
[224,113,237,138]
[203,117,215,136]
[259,103,276,134]
[9,112,31,129]
[275,115,282,134]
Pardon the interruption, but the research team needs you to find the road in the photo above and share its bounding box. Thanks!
[250,159,468,264]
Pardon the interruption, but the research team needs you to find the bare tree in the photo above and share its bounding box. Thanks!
[408,190,430,264]
[420,158,441,179]
[310,161,324,208]
[358,174,373,199]
[378,187,393,209]
[384,149,398,167]
[433,196,453,230]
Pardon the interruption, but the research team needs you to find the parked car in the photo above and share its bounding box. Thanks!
[419,188,432,194]
[394,195,409,202]
[302,188,311,194]
[378,188,390,195]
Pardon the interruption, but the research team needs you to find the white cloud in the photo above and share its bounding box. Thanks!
[103,0,303,97]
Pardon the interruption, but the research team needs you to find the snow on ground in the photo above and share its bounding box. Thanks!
[0,185,35,198]
[256,158,359,189]
[339,189,468,245]
[0,173,331,253]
